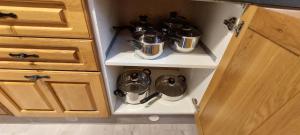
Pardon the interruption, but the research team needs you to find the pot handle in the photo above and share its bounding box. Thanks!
[178,75,186,82]
[140,92,160,104]
[114,89,126,97]
[128,40,142,50]
[143,69,151,75]
[169,36,180,42]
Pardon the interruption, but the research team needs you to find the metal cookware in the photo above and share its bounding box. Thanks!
[140,75,187,104]
[161,12,188,36]
[113,15,153,40]
[170,26,201,53]
[129,31,165,60]
[114,69,152,105]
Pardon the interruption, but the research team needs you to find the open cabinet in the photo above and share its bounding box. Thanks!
[88,0,245,115]
[85,0,300,134]
[87,0,300,132]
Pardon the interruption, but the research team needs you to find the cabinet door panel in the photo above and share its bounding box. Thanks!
[0,82,53,111]
[50,83,96,111]
[42,71,110,117]
[196,7,300,135]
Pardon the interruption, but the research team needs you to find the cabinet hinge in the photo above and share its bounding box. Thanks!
[224,17,245,37]
[192,98,200,113]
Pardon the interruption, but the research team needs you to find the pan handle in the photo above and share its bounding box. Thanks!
[140,92,160,104]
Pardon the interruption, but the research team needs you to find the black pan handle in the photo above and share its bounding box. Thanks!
[0,12,17,19]
[114,89,126,97]
[140,92,160,104]
[143,69,151,75]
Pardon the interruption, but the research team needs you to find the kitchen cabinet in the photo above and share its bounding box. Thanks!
[195,6,300,135]
[0,70,109,117]
[0,0,90,39]
[88,0,300,133]
[0,0,109,118]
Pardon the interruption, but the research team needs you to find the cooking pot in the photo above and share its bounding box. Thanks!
[129,31,165,60]
[114,69,152,105]
[140,75,187,104]
[161,12,188,36]
[170,26,201,53]
[113,16,154,40]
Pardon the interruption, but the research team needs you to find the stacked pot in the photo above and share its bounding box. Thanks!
[114,12,202,60]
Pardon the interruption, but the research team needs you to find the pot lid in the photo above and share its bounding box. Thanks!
[177,26,201,37]
[155,75,187,97]
[117,69,151,93]
[140,30,166,43]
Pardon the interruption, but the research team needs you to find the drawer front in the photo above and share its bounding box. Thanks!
[0,0,90,39]
[0,37,98,71]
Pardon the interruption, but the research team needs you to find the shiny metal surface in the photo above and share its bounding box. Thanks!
[125,91,148,105]
[171,36,200,53]
[131,33,165,60]
[135,42,164,59]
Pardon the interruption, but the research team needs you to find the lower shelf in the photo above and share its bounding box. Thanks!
[113,96,196,115]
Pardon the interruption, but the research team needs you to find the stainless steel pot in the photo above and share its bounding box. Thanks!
[129,32,165,60]
[140,75,187,104]
[170,26,201,53]
[114,69,152,105]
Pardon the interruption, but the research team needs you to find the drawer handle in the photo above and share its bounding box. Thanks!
[9,53,39,59]
[24,75,50,81]
[0,12,17,19]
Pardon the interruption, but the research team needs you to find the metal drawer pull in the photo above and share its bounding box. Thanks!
[9,53,39,59]
[24,75,50,81]
[0,12,17,19]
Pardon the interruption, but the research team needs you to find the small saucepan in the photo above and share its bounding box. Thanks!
[129,31,166,60]
[169,26,201,53]
[140,75,187,104]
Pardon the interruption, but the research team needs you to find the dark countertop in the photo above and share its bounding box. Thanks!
[229,0,300,8]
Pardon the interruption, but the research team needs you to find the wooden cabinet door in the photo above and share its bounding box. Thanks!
[195,6,300,135]
[0,0,90,39]
[41,71,110,117]
[0,70,110,117]
[0,71,58,116]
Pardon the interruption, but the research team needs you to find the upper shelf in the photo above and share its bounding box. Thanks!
[105,30,217,69]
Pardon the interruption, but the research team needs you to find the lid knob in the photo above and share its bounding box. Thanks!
[168,78,176,85]
[130,73,139,81]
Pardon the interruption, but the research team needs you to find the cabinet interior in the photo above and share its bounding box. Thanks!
[88,0,244,115]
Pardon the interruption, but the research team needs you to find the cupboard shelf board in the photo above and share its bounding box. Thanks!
[113,96,196,115]
[105,30,217,69]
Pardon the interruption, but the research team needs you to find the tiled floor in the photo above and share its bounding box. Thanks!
[0,124,197,135]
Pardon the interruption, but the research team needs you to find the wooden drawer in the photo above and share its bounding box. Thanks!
[0,37,98,71]
[0,69,109,117]
[0,0,90,39]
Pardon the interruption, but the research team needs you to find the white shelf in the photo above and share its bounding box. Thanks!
[113,95,196,115]
[105,30,217,69]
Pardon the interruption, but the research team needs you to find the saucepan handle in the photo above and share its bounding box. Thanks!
[114,89,126,97]
[128,40,142,50]
[140,92,160,104]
